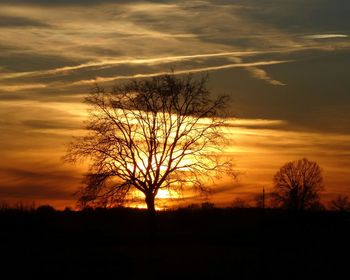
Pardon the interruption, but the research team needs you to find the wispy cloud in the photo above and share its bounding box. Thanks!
[225,118,287,127]
[74,60,291,85]
[304,34,348,39]
[0,51,260,80]
[246,67,286,86]
[1,59,290,92]
[1,83,47,92]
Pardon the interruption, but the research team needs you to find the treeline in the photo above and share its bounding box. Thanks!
[0,198,349,214]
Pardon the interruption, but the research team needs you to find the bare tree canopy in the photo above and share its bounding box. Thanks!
[231,197,250,208]
[65,74,233,214]
[330,195,350,212]
[272,158,324,211]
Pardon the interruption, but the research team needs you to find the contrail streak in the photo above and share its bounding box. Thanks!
[74,60,291,85]
[0,51,259,80]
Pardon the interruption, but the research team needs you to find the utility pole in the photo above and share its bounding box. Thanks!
[262,186,265,210]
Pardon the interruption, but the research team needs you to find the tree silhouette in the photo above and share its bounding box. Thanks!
[272,158,324,211]
[231,197,249,208]
[330,195,350,212]
[36,205,56,215]
[65,74,233,215]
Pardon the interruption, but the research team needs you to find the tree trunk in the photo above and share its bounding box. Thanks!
[145,192,157,240]
[145,192,156,217]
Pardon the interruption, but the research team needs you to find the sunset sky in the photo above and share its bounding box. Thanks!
[0,0,349,209]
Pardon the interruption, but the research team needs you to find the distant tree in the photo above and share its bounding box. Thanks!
[15,201,36,211]
[272,158,324,211]
[64,206,73,213]
[36,205,56,214]
[65,74,233,216]
[201,202,215,209]
[308,201,326,211]
[185,203,200,210]
[231,197,249,208]
[0,201,9,211]
[330,195,350,212]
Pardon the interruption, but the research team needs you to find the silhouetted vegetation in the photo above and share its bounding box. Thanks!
[330,195,350,212]
[230,197,250,208]
[36,204,56,214]
[65,74,233,215]
[200,201,215,209]
[272,158,324,211]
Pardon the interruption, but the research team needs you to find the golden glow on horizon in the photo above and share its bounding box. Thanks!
[1,94,349,209]
[124,188,177,210]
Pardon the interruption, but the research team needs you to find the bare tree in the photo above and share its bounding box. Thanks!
[231,197,250,208]
[330,195,350,212]
[65,74,233,215]
[272,158,324,211]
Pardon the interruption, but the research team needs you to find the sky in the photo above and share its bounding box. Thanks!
[0,0,350,209]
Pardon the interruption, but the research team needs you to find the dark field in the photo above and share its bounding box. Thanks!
[1,208,349,279]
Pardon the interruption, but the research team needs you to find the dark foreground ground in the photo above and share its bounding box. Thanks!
[1,207,349,279]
